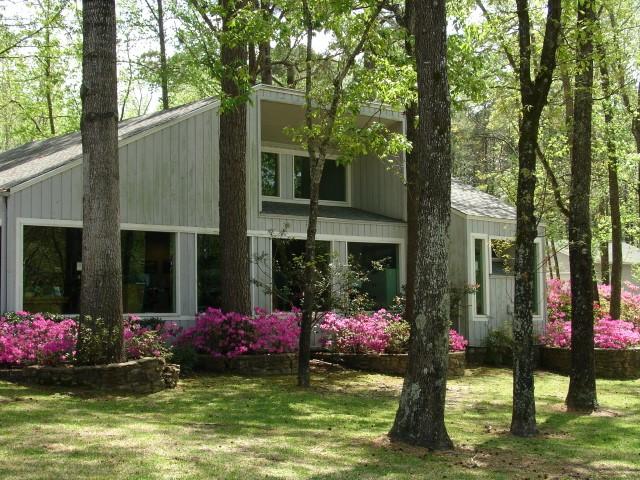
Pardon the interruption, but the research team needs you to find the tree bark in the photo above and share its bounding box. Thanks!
[566,0,597,412]
[388,0,453,450]
[510,0,561,437]
[78,0,124,365]
[157,0,169,110]
[600,241,610,285]
[550,239,560,278]
[597,47,622,319]
[219,0,251,314]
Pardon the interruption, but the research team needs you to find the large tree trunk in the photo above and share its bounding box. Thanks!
[511,0,561,437]
[78,0,124,365]
[598,51,622,319]
[388,0,453,450]
[566,0,597,413]
[219,0,251,314]
[157,0,169,110]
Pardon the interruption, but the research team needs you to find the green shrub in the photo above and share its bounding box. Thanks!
[485,327,513,366]
[171,344,199,375]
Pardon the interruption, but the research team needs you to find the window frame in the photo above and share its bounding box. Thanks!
[16,219,180,317]
[260,150,281,199]
[259,145,352,207]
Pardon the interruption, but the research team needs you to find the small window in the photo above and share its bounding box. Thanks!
[294,156,347,202]
[261,152,279,197]
[491,239,515,276]
[197,234,222,312]
[474,238,487,315]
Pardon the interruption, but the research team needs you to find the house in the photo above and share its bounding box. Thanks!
[555,241,640,287]
[0,85,546,347]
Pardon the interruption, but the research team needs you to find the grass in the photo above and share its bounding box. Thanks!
[0,365,639,480]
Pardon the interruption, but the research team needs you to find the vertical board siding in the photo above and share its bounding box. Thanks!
[179,232,197,318]
[253,235,272,311]
[350,155,405,221]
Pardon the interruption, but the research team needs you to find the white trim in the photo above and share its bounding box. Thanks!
[256,213,404,228]
[468,233,490,321]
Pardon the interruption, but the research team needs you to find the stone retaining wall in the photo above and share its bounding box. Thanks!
[0,357,180,393]
[541,347,640,380]
[313,351,466,378]
[196,353,298,375]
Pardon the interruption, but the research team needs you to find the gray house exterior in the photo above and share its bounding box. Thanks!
[0,85,545,346]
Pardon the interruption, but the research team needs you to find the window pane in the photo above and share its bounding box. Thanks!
[348,242,399,309]
[23,226,82,314]
[474,238,486,315]
[491,239,515,276]
[197,234,221,311]
[261,152,279,197]
[294,156,346,202]
[122,231,175,313]
[272,239,330,310]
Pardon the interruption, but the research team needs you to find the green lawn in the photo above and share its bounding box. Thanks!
[0,366,638,479]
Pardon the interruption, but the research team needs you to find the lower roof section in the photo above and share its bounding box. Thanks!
[261,201,405,223]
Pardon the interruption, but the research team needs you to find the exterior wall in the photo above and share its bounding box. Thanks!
[464,217,546,347]
[351,155,406,221]
[557,251,640,287]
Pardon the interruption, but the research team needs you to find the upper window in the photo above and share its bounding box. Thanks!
[294,156,347,202]
[261,152,279,197]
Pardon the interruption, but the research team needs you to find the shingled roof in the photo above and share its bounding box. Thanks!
[451,179,516,220]
[0,97,217,191]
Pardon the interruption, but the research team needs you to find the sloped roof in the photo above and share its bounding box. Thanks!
[451,179,516,220]
[0,97,217,191]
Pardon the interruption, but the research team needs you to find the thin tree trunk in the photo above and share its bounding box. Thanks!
[550,239,560,278]
[566,0,597,412]
[219,0,251,314]
[78,0,124,365]
[511,0,561,437]
[157,0,169,110]
[259,1,273,85]
[389,0,453,450]
[44,21,56,135]
[600,241,610,285]
[545,238,554,279]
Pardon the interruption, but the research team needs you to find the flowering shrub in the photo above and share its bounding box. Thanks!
[0,313,76,366]
[0,313,175,367]
[320,309,467,354]
[547,278,640,326]
[449,329,468,352]
[540,318,640,349]
[177,308,300,358]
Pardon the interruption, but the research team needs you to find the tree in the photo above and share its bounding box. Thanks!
[388,0,453,449]
[510,0,561,436]
[218,0,252,313]
[77,0,124,365]
[566,0,597,412]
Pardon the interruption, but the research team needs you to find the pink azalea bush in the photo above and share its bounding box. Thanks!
[540,318,640,349]
[177,308,300,358]
[0,312,175,367]
[320,309,467,354]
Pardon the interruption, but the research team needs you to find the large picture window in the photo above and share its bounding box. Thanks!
[197,234,221,311]
[23,226,175,314]
[294,156,347,202]
[23,226,82,314]
[121,231,175,313]
[261,152,279,197]
[272,239,331,310]
[348,242,399,309]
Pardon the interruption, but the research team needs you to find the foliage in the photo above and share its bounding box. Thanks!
[484,326,514,366]
[0,313,174,367]
[177,308,300,358]
[540,318,640,350]
[547,278,640,325]
[320,309,467,354]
